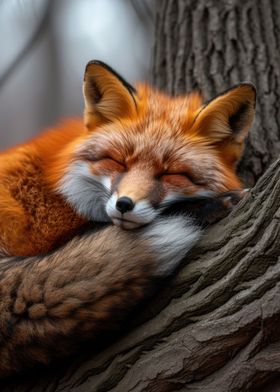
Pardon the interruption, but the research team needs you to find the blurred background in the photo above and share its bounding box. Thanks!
[0,0,154,149]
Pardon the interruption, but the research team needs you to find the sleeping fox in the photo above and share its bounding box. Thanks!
[0,61,255,376]
[0,60,256,256]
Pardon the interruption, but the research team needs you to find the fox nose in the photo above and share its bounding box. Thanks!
[116,196,135,214]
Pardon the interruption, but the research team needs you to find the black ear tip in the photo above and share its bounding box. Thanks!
[84,60,137,96]
[85,60,108,69]
[84,60,106,77]
[238,82,257,101]
[239,82,256,93]
[234,82,257,109]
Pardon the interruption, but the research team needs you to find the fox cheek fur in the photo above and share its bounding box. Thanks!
[58,160,112,223]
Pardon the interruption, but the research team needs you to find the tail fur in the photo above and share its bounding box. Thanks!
[0,215,199,376]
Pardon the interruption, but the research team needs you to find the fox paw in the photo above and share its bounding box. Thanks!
[198,189,250,225]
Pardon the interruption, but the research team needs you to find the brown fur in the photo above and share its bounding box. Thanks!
[0,226,160,375]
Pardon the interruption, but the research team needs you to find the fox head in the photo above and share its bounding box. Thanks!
[58,60,256,229]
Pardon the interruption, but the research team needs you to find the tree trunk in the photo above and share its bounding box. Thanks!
[154,0,280,187]
[1,0,280,391]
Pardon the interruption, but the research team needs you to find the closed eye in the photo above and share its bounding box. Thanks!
[86,155,125,167]
[88,157,126,174]
[176,173,207,185]
[161,172,206,186]
[101,157,126,168]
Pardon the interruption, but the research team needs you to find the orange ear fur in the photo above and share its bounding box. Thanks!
[193,83,256,142]
[191,83,256,165]
[83,61,138,129]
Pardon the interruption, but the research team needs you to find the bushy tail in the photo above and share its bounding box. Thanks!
[0,215,200,376]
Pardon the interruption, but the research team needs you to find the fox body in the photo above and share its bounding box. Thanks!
[0,61,256,256]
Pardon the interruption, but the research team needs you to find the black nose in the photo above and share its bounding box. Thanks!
[116,196,135,214]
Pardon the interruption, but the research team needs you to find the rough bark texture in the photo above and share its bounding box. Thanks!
[1,0,280,391]
[154,0,280,186]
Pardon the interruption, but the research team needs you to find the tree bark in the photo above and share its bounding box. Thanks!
[154,0,280,186]
[1,0,280,391]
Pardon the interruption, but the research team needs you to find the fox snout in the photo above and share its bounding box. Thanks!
[115,196,135,214]
[105,193,158,229]
[104,168,160,229]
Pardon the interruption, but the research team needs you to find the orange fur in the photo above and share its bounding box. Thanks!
[0,61,256,256]
[0,120,88,256]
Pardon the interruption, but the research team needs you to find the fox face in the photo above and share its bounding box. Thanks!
[58,61,256,229]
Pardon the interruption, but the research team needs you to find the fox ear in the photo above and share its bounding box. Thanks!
[83,60,138,128]
[192,83,256,165]
[194,83,256,144]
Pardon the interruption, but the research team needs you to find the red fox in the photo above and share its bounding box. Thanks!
[0,61,256,376]
[0,61,256,256]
